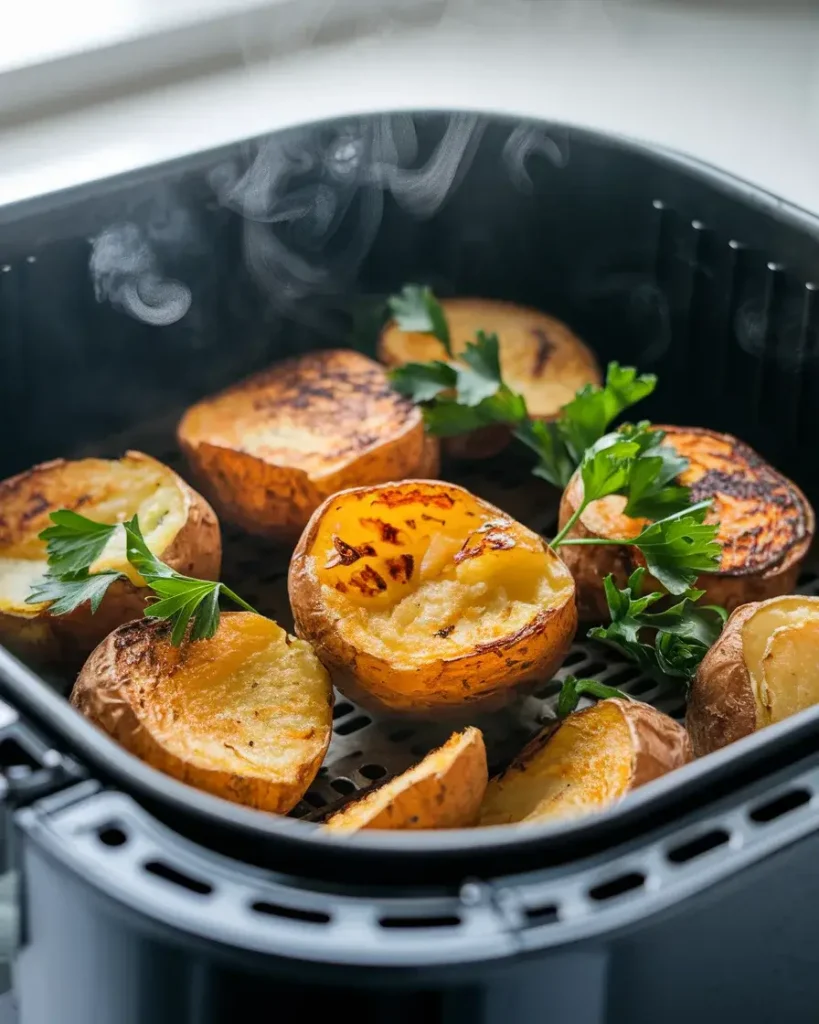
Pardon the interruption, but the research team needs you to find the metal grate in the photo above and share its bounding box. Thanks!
[71,417,819,822]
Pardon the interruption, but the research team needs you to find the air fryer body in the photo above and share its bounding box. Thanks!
[3,112,819,1024]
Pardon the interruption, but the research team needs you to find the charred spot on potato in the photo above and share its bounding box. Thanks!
[531,327,555,376]
[349,565,388,596]
[386,554,414,583]
[455,527,516,563]
[374,488,456,511]
[360,517,404,544]
[420,513,446,525]
[405,518,417,529]
[325,535,378,569]
[435,625,455,639]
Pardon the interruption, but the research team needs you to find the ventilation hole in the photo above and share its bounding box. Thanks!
[389,728,415,743]
[318,766,329,777]
[667,828,730,864]
[252,901,330,925]
[260,570,287,584]
[524,903,559,926]
[581,662,606,678]
[750,788,811,823]
[303,791,327,809]
[144,861,212,896]
[665,702,687,720]
[379,914,461,929]
[411,743,429,757]
[589,872,645,902]
[331,778,356,796]
[562,649,587,668]
[360,763,387,780]
[97,826,128,848]
[603,667,640,688]
[627,678,655,697]
[534,679,562,698]
[798,571,818,587]
[0,738,39,772]
[335,715,371,736]
[332,702,354,720]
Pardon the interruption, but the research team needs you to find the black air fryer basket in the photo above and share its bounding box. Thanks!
[2,112,819,1024]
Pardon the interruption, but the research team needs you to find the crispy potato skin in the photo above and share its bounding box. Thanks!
[324,727,488,831]
[686,603,763,757]
[178,349,439,542]
[0,452,220,671]
[558,426,815,621]
[71,614,332,813]
[379,299,601,460]
[621,699,694,785]
[289,480,577,714]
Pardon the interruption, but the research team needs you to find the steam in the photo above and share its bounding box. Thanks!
[207,113,485,332]
[502,125,569,193]
[90,222,191,327]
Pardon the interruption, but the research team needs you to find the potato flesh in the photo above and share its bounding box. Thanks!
[479,703,633,825]
[0,457,186,613]
[743,597,819,727]
[314,484,573,670]
[143,614,331,781]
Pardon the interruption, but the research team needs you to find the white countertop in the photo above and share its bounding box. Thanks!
[1,0,819,214]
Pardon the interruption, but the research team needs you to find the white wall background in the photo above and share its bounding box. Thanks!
[1,0,819,212]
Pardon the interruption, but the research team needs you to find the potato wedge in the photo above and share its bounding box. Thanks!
[687,595,819,755]
[379,299,601,459]
[0,452,220,669]
[558,426,814,621]
[479,699,691,826]
[71,612,333,812]
[177,349,439,542]
[324,727,487,831]
[289,479,577,713]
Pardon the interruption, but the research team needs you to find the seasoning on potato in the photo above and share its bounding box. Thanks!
[324,727,487,832]
[687,595,819,756]
[379,298,601,458]
[177,349,440,543]
[71,612,333,813]
[289,479,577,713]
[479,699,692,826]
[558,425,814,621]
[0,452,220,669]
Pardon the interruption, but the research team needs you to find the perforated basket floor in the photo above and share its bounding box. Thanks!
[71,416,819,823]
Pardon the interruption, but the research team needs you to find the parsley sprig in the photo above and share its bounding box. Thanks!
[589,569,727,689]
[27,511,255,645]
[556,675,634,717]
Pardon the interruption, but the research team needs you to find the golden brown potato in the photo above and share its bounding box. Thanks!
[687,595,819,756]
[0,452,220,670]
[289,479,577,713]
[378,298,601,459]
[177,349,440,543]
[479,699,691,826]
[71,612,333,812]
[324,727,487,832]
[558,426,814,621]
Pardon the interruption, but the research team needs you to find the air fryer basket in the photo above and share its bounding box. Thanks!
[4,112,819,1022]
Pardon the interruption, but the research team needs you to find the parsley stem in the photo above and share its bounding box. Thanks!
[556,537,635,546]
[220,586,258,615]
[550,502,588,548]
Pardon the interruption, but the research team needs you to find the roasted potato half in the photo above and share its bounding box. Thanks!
[0,452,220,669]
[177,349,439,543]
[558,426,814,620]
[71,612,333,812]
[479,699,692,826]
[379,298,601,459]
[325,727,487,832]
[289,480,577,713]
[688,595,819,756]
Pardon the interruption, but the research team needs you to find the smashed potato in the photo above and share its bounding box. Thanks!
[379,299,601,458]
[71,612,333,813]
[289,480,577,713]
[177,349,439,542]
[479,699,692,826]
[687,595,819,755]
[0,452,220,669]
[325,727,487,831]
[558,426,814,620]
